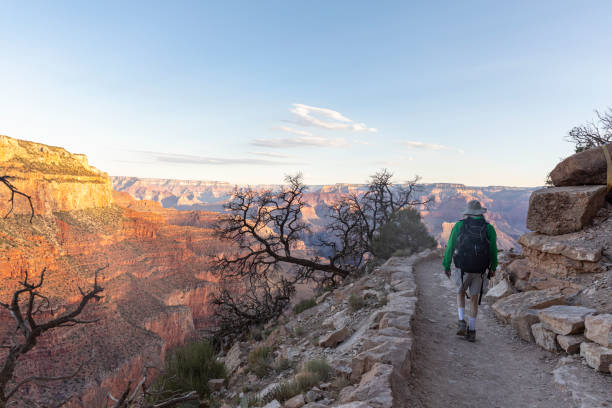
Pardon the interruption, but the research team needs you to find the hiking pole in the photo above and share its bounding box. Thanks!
[478,267,491,306]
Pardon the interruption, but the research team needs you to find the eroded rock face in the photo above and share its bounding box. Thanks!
[538,306,596,335]
[526,186,607,235]
[0,135,113,216]
[585,314,612,347]
[550,143,611,187]
[580,342,612,373]
[0,140,226,406]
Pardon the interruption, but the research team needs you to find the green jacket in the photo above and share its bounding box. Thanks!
[442,216,498,271]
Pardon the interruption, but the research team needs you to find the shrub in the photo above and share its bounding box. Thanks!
[293,297,317,315]
[148,340,226,402]
[248,346,273,378]
[349,293,366,312]
[266,360,331,402]
[371,207,437,261]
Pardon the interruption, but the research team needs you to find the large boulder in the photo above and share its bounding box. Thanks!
[550,143,611,186]
[531,323,559,352]
[492,289,566,342]
[585,314,612,347]
[538,305,596,335]
[580,342,612,373]
[526,186,607,235]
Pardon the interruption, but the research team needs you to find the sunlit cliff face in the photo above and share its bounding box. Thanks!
[0,136,227,406]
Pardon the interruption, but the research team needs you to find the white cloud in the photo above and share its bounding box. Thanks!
[251,136,348,148]
[289,103,377,132]
[249,151,293,159]
[402,141,464,154]
[274,126,314,137]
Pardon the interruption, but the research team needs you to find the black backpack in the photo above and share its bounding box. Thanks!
[453,217,491,274]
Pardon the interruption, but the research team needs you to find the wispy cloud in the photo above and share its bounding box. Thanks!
[289,104,377,132]
[402,141,464,154]
[273,126,314,137]
[248,151,293,159]
[136,150,296,166]
[251,136,348,148]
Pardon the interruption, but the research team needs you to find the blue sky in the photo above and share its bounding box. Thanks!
[1,1,611,186]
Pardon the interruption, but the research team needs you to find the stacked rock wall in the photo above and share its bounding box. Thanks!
[489,143,612,375]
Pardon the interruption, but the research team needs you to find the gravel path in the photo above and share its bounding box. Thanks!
[406,258,577,408]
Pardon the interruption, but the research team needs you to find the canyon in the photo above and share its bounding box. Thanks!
[112,177,538,250]
[0,136,227,406]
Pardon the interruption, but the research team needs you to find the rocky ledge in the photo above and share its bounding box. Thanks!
[215,249,440,408]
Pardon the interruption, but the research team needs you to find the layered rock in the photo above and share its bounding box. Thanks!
[0,135,113,215]
[0,138,226,406]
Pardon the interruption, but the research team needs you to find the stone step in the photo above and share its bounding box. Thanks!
[538,305,596,335]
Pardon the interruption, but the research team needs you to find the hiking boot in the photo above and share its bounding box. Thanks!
[456,320,467,336]
[465,329,476,342]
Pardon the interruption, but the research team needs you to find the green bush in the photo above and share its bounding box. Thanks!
[248,346,273,378]
[371,207,437,261]
[349,293,366,312]
[293,297,317,315]
[148,340,226,402]
[266,360,331,402]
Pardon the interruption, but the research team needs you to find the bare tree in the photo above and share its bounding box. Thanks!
[0,266,106,407]
[567,108,612,152]
[211,276,294,343]
[211,169,431,339]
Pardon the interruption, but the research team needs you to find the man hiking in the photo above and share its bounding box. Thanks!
[443,200,498,342]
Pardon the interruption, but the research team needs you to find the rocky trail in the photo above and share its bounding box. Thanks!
[406,258,612,408]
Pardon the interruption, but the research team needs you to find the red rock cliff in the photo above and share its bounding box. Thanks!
[0,137,225,406]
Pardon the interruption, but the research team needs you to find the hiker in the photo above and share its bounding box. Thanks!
[442,200,498,342]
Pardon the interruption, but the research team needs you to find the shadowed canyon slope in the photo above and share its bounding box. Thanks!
[112,176,538,250]
[0,136,226,406]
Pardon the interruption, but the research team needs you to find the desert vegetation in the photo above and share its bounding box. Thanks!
[210,169,436,342]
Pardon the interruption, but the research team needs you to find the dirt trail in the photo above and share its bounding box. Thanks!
[407,258,576,408]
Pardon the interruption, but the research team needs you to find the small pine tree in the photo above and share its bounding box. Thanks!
[371,207,436,260]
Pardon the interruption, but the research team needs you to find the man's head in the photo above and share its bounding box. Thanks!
[463,200,487,216]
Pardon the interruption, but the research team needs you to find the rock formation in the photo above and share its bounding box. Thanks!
[112,177,538,250]
[488,143,612,375]
[0,136,226,406]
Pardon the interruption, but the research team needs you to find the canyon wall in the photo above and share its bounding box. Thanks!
[112,177,538,250]
[0,136,224,406]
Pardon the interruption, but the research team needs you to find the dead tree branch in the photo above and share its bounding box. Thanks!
[566,108,612,152]
[0,265,107,406]
[0,176,34,223]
